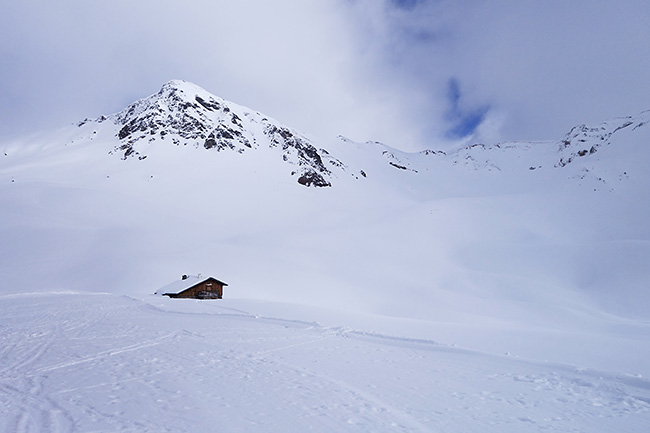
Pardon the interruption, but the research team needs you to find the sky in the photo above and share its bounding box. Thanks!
[1,0,649,151]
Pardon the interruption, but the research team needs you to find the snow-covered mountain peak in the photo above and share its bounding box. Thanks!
[13,79,648,193]
[98,80,347,187]
[159,78,198,93]
[110,79,247,153]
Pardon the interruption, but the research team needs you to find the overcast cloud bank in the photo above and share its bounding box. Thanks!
[1,0,649,151]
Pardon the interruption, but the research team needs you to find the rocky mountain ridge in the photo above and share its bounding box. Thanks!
[370,110,650,190]
[85,80,348,187]
[64,80,649,190]
[556,110,650,167]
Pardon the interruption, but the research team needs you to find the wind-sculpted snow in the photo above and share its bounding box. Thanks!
[1,293,649,433]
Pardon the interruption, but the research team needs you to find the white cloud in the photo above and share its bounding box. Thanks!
[1,0,650,151]
[0,1,361,142]
[341,0,650,148]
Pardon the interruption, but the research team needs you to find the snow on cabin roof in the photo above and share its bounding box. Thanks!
[154,275,227,296]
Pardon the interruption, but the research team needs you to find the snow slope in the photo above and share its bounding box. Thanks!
[1,81,649,431]
[1,293,649,433]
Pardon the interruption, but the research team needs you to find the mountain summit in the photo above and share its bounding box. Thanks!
[70,80,650,193]
[92,80,346,187]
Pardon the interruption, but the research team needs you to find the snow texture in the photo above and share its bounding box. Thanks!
[1,293,649,432]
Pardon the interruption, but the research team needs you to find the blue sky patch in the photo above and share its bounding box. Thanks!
[445,78,489,139]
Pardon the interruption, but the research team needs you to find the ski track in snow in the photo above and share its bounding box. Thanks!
[1,293,649,432]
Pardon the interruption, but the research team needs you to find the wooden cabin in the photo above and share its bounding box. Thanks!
[157,275,228,299]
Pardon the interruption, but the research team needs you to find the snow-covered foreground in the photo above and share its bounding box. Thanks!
[2,292,649,433]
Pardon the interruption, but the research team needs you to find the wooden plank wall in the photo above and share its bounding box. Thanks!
[174,280,223,299]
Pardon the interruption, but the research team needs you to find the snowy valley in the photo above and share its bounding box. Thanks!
[1,81,649,432]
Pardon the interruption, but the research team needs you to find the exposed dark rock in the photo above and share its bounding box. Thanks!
[421,149,446,156]
[297,170,331,187]
[195,95,221,111]
[203,124,250,150]
[263,124,338,187]
[118,123,133,140]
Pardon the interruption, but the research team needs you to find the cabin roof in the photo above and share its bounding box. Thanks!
[155,275,228,296]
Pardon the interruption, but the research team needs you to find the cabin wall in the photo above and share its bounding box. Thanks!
[172,280,223,299]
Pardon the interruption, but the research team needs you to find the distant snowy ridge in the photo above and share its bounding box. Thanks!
[357,109,650,190]
[70,80,650,190]
[447,110,648,172]
[556,110,650,167]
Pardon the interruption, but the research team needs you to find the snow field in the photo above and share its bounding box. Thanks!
[1,293,649,433]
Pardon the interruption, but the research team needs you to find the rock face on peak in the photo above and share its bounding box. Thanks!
[556,111,650,167]
[104,80,344,187]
